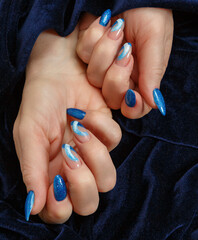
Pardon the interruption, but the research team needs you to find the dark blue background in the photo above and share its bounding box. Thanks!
[0,1,198,239]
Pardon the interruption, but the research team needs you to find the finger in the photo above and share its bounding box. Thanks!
[70,121,116,192]
[121,89,152,119]
[62,144,99,215]
[39,175,73,224]
[66,108,122,151]
[13,117,49,221]
[77,9,111,64]
[102,43,133,109]
[137,33,167,115]
[87,18,125,88]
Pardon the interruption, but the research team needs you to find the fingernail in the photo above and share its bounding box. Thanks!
[71,121,90,143]
[99,9,111,27]
[67,108,86,120]
[125,89,136,107]
[25,190,35,221]
[62,144,81,169]
[153,88,166,116]
[108,18,125,40]
[53,175,67,201]
[116,43,132,67]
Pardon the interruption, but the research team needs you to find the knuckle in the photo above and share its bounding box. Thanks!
[76,41,89,64]
[100,169,117,192]
[77,198,99,216]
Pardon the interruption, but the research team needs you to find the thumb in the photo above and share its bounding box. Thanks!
[13,118,49,221]
[137,34,167,116]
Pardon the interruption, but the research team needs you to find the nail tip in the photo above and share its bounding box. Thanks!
[99,9,111,26]
[67,108,86,120]
[25,191,35,222]
[153,89,166,116]
[125,89,136,107]
[54,175,67,201]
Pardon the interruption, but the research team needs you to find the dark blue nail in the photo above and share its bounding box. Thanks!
[99,9,111,27]
[125,89,136,107]
[25,190,35,221]
[67,108,86,120]
[53,175,67,201]
[153,88,166,116]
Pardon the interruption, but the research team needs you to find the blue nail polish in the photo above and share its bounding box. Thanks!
[62,144,78,162]
[111,18,124,32]
[53,175,67,201]
[125,89,136,107]
[71,121,89,136]
[153,88,166,116]
[25,190,35,221]
[117,43,132,60]
[67,108,86,120]
[99,9,111,27]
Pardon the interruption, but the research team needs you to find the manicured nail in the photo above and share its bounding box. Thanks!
[99,9,111,27]
[25,190,35,221]
[67,108,86,120]
[153,88,166,116]
[108,18,125,40]
[125,89,136,107]
[53,175,67,201]
[116,43,132,67]
[71,121,90,143]
[62,144,81,169]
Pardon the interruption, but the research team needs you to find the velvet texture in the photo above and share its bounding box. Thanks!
[0,1,198,239]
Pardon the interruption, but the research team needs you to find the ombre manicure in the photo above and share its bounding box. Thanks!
[116,43,132,67]
[99,9,111,27]
[153,88,166,116]
[71,121,90,143]
[125,89,136,107]
[62,144,81,169]
[67,108,86,120]
[53,175,67,201]
[108,18,125,40]
[25,190,35,221]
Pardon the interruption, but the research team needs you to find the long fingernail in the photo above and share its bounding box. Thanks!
[25,190,35,221]
[53,175,67,201]
[71,121,90,143]
[67,108,86,120]
[62,144,81,169]
[153,88,166,116]
[116,43,132,67]
[108,18,125,40]
[125,89,136,107]
[99,9,111,27]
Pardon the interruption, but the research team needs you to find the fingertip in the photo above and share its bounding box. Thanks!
[39,176,72,224]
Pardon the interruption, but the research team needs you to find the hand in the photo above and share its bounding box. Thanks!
[13,27,121,223]
[77,8,173,118]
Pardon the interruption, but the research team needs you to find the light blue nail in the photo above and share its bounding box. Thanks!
[62,144,78,162]
[125,89,136,107]
[67,108,86,120]
[53,175,67,201]
[71,121,88,136]
[153,88,166,116]
[25,190,35,221]
[117,43,132,60]
[99,9,111,27]
[111,18,124,32]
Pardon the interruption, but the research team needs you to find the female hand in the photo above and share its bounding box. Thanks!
[77,8,173,118]
[13,27,121,223]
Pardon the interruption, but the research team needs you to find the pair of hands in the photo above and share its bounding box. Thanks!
[13,8,173,224]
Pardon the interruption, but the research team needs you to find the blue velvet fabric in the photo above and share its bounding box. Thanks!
[0,1,198,239]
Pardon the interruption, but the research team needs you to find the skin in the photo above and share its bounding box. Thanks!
[13,27,121,223]
[77,8,174,118]
[13,7,174,224]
